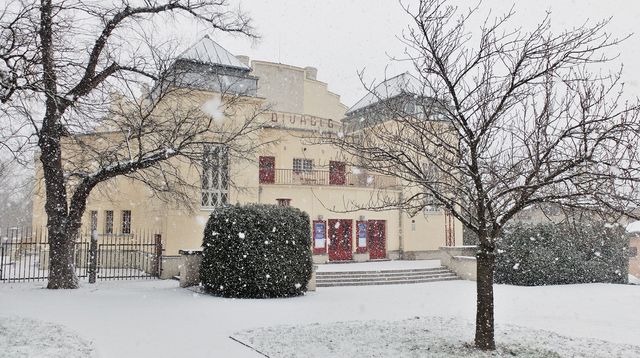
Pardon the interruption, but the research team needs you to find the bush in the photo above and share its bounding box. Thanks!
[200,204,313,298]
[495,222,629,286]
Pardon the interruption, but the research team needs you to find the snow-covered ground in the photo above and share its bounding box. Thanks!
[235,317,640,357]
[0,317,95,358]
[0,279,639,357]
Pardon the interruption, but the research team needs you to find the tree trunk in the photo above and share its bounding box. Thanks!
[475,241,496,350]
[46,226,79,289]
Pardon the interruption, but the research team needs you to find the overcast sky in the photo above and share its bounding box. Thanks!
[165,1,640,107]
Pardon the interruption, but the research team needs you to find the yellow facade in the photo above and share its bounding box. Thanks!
[32,57,461,261]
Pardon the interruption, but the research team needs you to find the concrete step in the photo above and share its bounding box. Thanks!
[316,267,448,276]
[316,270,452,279]
[316,276,461,287]
[315,265,461,287]
[316,273,458,283]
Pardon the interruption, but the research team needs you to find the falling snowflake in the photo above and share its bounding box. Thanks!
[238,232,246,239]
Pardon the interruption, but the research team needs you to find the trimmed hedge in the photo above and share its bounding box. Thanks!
[200,204,313,298]
[495,222,629,286]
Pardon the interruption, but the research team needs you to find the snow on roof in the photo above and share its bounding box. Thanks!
[347,72,424,115]
[178,35,250,71]
[626,220,640,233]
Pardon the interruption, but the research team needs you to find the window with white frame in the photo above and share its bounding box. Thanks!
[90,210,98,231]
[201,144,229,208]
[293,158,313,173]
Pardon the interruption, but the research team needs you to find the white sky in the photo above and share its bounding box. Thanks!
[130,0,640,108]
[164,1,640,107]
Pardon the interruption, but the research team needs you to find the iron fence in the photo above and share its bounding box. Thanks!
[0,227,162,283]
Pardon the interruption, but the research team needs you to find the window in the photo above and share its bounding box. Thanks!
[104,210,114,234]
[90,211,98,231]
[423,193,441,214]
[329,161,346,185]
[259,156,275,184]
[293,158,313,173]
[121,210,132,234]
[630,246,638,258]
[276,198,291,207]
[202,144,229,208]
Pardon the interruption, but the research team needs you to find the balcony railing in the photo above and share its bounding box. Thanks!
[260,168,398,189]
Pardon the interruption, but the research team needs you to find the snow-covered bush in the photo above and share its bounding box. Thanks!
[495,222,629,286]
[200,204,313,298]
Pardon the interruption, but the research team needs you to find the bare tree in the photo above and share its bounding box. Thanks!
[326,0,640,350]
[0,0,261,289]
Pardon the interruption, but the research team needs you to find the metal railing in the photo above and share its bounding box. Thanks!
[261,169,398,189]
[0,227,162,283]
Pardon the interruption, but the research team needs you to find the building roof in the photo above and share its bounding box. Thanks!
[347,72,423,115]
[177,35,250,71]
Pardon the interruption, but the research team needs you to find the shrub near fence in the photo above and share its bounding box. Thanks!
[495,222,629,286]
[200,204,313,298]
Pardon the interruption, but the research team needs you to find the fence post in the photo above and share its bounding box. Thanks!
[88,230,98,284]
[154,234,163,278]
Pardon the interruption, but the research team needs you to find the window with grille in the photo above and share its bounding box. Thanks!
[104,210,114,234]
[201,144,229,208]
[121,210,132,234]
[89,211,98,231]
[293,158,313,173]
[276,198,291,207]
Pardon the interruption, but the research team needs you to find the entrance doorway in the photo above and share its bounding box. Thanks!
[367,220,386,260]
[328,219,353,261]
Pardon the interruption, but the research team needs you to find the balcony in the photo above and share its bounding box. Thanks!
[259,168,398,189]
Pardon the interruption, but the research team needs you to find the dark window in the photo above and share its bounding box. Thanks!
[104,210,114,234]
[121,210,132,234]
[276,198,291,207]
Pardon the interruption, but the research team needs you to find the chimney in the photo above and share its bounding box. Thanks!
[304,66,317,80]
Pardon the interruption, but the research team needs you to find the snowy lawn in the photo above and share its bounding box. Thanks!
[0,279,639,357]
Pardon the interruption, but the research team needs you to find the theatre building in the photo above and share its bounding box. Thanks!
[32,37,462,274]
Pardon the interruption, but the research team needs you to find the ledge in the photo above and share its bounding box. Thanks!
[178,249,203,256]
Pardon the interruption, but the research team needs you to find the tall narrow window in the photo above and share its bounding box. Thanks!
[121,210,132,234]
[329,161,346,185]
[259,156,275,184]
[202,144,229,208]
[104,210,114,234]
[90,211,98,232]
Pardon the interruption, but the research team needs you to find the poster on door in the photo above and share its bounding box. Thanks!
[357,222,367,248]
[314,221,326,249]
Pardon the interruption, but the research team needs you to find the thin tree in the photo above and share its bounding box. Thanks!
[326,0,640,350]
[0,0,261,289]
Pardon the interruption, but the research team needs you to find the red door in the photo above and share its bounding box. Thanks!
[368,220,386,260]
[328,219,353,261]
[329,161,346,185]
[259,156,275,184]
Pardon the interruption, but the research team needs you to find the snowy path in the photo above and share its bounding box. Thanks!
[0,279,639,357]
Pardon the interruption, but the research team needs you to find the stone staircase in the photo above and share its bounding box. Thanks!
[315,266,460,287]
